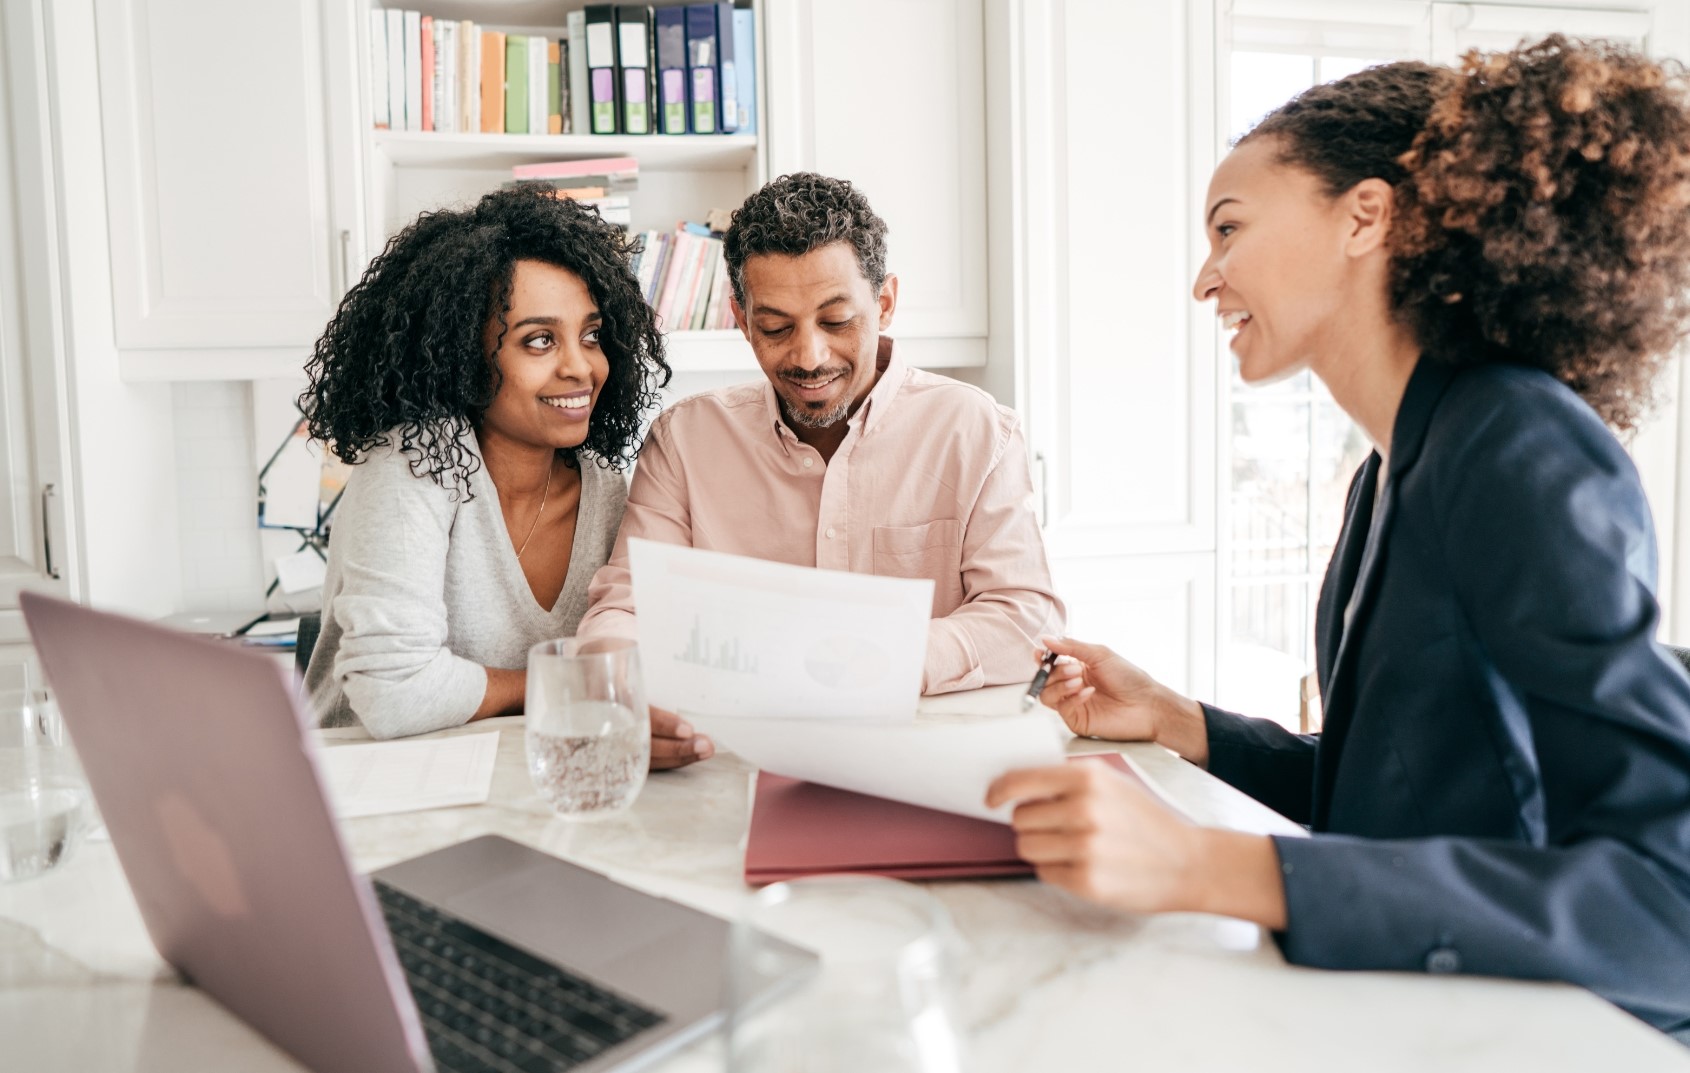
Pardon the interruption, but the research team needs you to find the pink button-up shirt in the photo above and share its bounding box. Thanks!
[579,339,1065,693]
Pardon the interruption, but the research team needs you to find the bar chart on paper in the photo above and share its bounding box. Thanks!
[675,617,760,674]
[630,540,934,720]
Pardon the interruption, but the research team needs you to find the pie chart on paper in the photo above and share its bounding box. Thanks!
[805,637,890,690]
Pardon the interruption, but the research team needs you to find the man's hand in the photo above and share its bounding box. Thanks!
[649,707,714,771]
[1037,636,1210,765]
[986,762,1288,928]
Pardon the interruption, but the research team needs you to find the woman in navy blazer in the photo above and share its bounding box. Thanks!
[989,37,1690,1041]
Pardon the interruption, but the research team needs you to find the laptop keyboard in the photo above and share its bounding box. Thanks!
[375,881,666,1073]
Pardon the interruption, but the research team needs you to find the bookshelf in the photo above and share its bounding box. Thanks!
[353,2,768,373]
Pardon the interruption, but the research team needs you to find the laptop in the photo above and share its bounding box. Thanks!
[21,592,811,1073]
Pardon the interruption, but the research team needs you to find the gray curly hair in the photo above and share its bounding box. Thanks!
[722,172,889,306]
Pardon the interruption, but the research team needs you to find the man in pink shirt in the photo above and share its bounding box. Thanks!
[580,173,1065,768]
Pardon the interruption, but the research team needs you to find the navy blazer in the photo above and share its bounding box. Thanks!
[1203,358,1690,1040]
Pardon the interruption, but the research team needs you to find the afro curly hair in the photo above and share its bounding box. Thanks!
[1244,35,1690,433]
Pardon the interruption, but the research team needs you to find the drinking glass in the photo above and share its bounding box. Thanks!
[525,638,651,819]
[0,688,93,883]
[728,875,967,1073]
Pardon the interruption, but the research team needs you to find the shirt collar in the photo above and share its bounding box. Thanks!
[761,335,905,449]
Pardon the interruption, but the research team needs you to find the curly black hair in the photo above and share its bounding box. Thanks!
[1244,36,1690,432]
[722,171,889,305]
[301,186,670,494]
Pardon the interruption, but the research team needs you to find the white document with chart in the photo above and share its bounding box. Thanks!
[630,539,934,720]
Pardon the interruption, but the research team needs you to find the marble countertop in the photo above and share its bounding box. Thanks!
[4,687,1687,1072]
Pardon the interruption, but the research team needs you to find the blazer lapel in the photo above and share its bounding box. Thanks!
[1309,358,1459,830]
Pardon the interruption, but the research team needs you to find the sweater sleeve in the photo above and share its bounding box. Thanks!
[326,451,487,739]
[1269,383,1690,1036]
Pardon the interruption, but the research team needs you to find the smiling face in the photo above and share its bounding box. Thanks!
[731,242,897,431]
[478,259,609,453]
[1192,137,1361,385]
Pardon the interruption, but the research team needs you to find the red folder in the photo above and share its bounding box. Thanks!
[744,754,1132,885]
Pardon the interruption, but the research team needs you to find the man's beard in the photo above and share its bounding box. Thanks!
[778,367,854,429]
[781,394,852,429]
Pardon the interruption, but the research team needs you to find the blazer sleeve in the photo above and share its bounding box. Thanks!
[1202,705,1318,825]
[1270,387,1690,1033]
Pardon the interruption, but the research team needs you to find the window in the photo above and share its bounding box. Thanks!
[1212,1,1662,725]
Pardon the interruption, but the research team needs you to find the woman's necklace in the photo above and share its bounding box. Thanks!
[515,458,554,560]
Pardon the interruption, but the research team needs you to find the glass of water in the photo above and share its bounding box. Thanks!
[728,875,968,1073]
[0,688,92,883]
[525,638,651,819]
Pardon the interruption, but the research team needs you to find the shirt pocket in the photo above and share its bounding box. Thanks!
[872,520,965,615]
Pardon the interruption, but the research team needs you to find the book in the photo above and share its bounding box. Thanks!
[398,9,419,132]
[616,5,655,135]
[688,236,719,329]
[654,229,694,329]
[368,10,389,129]
[434,20,456,133]
[384,10,405,130]
[458,20,478,133]
[558,39,573,132]
[585,5,618,134]
[505,34,529,135]
[480,30,506,132]
[732,7,756,135]
[566,11,591,137]
[510,155,639,181]
[684,3,718,134]
[656,6,687,135]
[527,34,546,137]
[547,40,563,134]
[419,15,433,132]
[714,2,738,132]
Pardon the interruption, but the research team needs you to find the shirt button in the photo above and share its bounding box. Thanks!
[825,527,837,539]
[802,457,814,468]
[1424,948,1461,974]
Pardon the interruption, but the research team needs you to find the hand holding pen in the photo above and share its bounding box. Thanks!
[1022,648,1060,711]
[1025,637,1208,761]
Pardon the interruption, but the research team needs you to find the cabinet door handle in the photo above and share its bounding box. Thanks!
[338,229,353,297]
[41,483,60,580]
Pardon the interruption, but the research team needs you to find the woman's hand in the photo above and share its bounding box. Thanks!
[649,706,714,771]
[1038,637,1210,765]
[986,761,1288,928]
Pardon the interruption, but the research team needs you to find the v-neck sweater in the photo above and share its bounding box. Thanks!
[306,432,626,738]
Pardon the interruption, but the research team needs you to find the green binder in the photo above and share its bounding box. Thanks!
[505,35,529,135]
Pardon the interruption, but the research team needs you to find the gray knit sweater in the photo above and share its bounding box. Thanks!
[305,433,626,738]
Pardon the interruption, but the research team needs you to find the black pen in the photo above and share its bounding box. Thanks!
[1022,649,1060,711]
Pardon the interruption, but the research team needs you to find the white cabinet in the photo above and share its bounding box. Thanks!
[0,0,73,649]
[95,0,356,379]
[765,0,988,367]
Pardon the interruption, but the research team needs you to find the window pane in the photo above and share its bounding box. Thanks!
[1231,399,1312,580]
[1230,51,1315,141]
[1318,55,1388,83]
[1219,584,1310,728]
[1310,392,1373,572]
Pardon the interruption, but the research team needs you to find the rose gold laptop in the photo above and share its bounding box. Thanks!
[22,592,808,1073]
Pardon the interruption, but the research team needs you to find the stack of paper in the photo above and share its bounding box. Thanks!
[318,732,500,819]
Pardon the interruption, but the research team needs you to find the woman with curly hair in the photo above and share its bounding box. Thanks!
[989,36,1690,1039]
[300,186,670,742]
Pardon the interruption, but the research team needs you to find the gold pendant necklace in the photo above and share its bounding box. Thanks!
[515,459,554,559]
